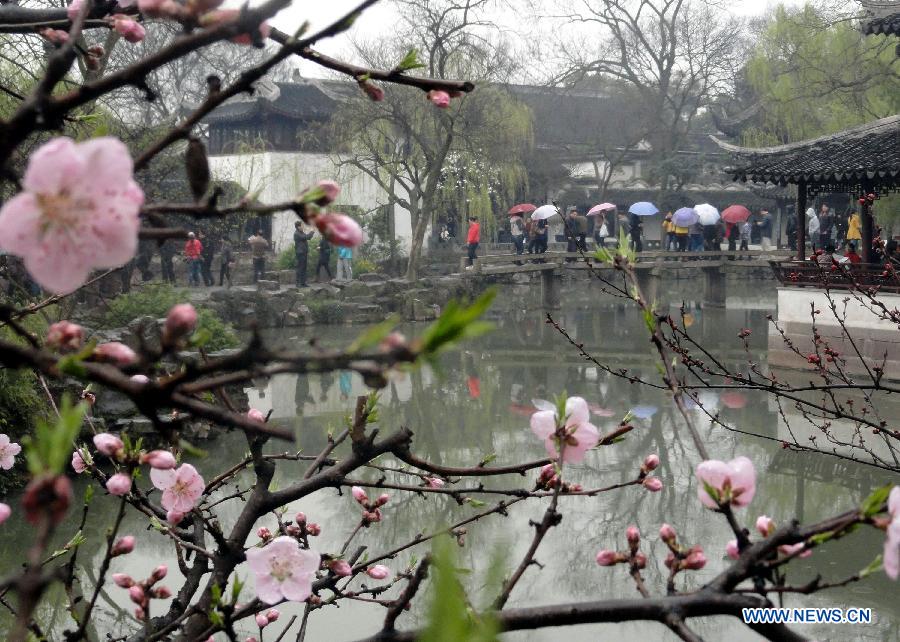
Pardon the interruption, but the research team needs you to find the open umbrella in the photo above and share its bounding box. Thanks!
[508,203,536,216]
[721,205,751,224]
[628,201,659,216]
[588,202,616,216]
[695,203,720,226]
[720,392,747,409]
[532,204,559,220]
[672,207,699,227]
[630,405,658,419]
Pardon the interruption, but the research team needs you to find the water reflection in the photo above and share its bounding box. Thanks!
[0,283,897,641]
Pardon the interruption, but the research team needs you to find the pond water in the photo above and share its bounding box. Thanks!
[1,279,897,641]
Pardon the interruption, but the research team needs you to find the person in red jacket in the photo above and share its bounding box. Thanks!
[465,215,480,267]
[184,231,203,286]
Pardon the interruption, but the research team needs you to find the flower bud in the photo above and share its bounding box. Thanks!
[642,454,660,471]
[257,527,272,540]
[306,523,321,536]
[295,512,306,525]
[379,332,407,352]
[642,477,663,492]
[359,81,384,101]
[112,535,135,557]
[659,523,676,543]
[427,89,450,108]
[46,320,84,351]
[684,548,707,570]
[633,552,648,569]
[111,15,146,43]
[351,486,368,505]
[375,493,390,507]
[255,613,269,628]
[425,477,444,488]
[285,524,301,536]
[164,303,198,341]
[94,342,138,365]
[725,539,740,560]
[302,180,340,206]
[595,549,618,566]
[106,472,132,496]
[71,449,88,474]
[112,573,134,588]
[151,565,168,582]
[365,564,390,580]
[128,584,145,604]
[330,559,352,576]
[755,515,775,537]
[247,408,266,423]
[625,525,640,546]
[131,374,150,384]
[265,608,280,622]
[316,213,363,248]
[166,510,185,525]
[0,503,9,524]
[778,543,811,558]
[152,586,172,599]
[141,450,176,470]
[134,607,145,620]
[93,433,124,457]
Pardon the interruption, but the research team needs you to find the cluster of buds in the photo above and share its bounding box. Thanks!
[283,511,321,539]
[255,608,280,630]
[638,454,663,492]
[45,320,84,352]
[534,464,582,492]
[88,433,177,496]
[162,303,198,348]
[351,486,389,525]
[113,565,170,620]
[659,524,706,571]
[595,525,647,569]
[806,353,821,365]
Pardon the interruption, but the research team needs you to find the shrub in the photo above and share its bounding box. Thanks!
[195,309,239,352]
[102,283,182,327]
[307,300,344,324]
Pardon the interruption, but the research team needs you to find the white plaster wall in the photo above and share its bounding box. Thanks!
[775,287,900,331]
[209,151,412,253]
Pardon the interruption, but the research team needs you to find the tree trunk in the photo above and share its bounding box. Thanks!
[404,200,426,281]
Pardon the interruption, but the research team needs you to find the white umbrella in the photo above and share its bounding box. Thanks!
[695,203,720,226]
[532,204,559,220]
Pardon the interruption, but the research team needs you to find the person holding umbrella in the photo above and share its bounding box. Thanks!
[510,211,525,256]
[593,211,610,249]
[629,212,643,252]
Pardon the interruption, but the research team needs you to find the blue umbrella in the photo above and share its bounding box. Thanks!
[630,405,658,419]
[628,201,659,216]
[672,207,698,227]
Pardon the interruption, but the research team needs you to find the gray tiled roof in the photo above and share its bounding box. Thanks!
[860,1,900,35]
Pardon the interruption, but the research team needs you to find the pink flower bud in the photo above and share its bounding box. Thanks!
[93,433,124,457]
[642,477,663,492]
[39,28,69,44]
[164,303,198,340]
[106,472,132,496]
[151,565,168,582]
[351,486,368,505]
[359,81,384,101]
[166,510,185,525]
[141,450,176,469]
[306,523,321,536]
[46,320,84,351]
[625,525,640,546]
[684,548,707,570]
[365,564,390,580]
[295,512,306,525]
[247,408,266,423]
[128,584,145,604]
[755,515,775,537]
[0,503,11,524]
[634,552,648,569]
[307,180,340,206]
[725,539,740,560]
[659,523,676,543]
[67,0,84,21]
[94,342,138,365]
[111,15,146,43]
[255,613,269,628]
[257,527,272,540]
[595,549,618,566]
[112,573,134,588]
[198,9,270,45]
[315,213,363,248]
[285,524,301,536]
[778,543,812,559]
[375,493,390,507]
[427,89,450,108]
[265,608,280,622]
[330,559,352,576]
[71,450,87,474]
[363,509,381,524]
[112,535,135,556]
[642,454,660,471]
[134,607,145,620]
[131,374,150,384]
[152,585,172,599]
[425,477,445,488]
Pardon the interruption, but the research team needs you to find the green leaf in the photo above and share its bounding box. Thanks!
[57,354,87,378]
[419,290,496,356]
[231,575,244,603]
[465,498,486,508]
[178,439,207,459]
[859,555,883,578]
[395,48,425,72]
[23,396,86,475]
[347,315,401,352]
[860,484,892,517]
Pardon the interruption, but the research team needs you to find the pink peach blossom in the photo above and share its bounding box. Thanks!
[94,342,138,365]
[295,512,306,525]
[247,408,266,423]
[529,396,599,463]
[166,509,185,525]
[315,213,363,248]
[112,573,134,588]
[131,374,150,384]
[365,564,390,580]
[265,608,280,622]
[695,456,756,509]
[330,559,352,576]
[71,449,88,473]
[111,15,146,43]
[884,486,899,580]
[375,493,390,507]
[0,434,21,470]
[0,503,10,524]
[164,303,197,340]
[642,477,663,492]
[112,535,135,556]
[93,433,124,457]
[128,584,145,604]
[684,548,707,570]
[642,454,660,471]
[255,613,269,628]
[246,536,320,604]
[625,525,640,545]
[306,523,321,536]
[150,463,204,513]
[106,472,132,496]
[141,450,177,470]
[725,539,740,560]
[659,523,676,543]
[778,543,812,559]
[425,477,445,488]
[755,515,775,537]
[0,137,143,294]
[427,90,450,108]
[46,320,84,351]
[351,486,368,504]
[151,565,167,581]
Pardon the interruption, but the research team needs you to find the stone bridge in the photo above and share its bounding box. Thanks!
[459,250,793,308]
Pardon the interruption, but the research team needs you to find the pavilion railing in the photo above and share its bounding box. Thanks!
[769,259,900,294]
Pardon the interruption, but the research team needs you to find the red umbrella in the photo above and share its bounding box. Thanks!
[721,205,751,224]
[508,203,536,216]
[720,392,747,409]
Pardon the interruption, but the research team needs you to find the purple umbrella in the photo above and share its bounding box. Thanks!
[672,207,699,227]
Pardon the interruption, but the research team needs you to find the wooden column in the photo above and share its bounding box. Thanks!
[796,180,807,262]
[861,181,874,264]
